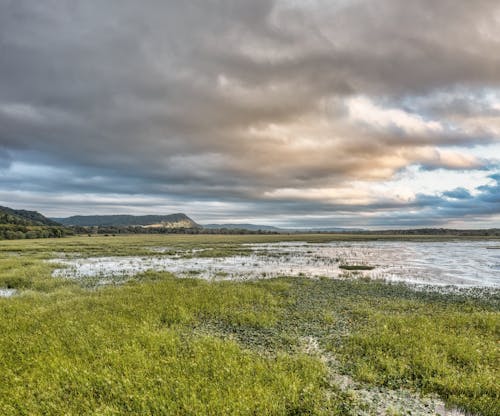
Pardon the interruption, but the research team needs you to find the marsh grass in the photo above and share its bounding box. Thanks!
[0,235,499,415]
[203,277,499,415]
[0,255,73,292]
[338,297,499,415]
[339,265,375,271]
[1,276,350,415]
[1,232,490,258]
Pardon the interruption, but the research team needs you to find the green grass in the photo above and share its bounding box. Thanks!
[339,265,375,271]
[0,255,73,292]
[332,286,500,415]
[0,234,499,415]
[0,277,346,415]
[1,232,495,258]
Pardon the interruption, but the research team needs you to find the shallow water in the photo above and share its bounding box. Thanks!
[0,289,16,298]
[51,240,500,287]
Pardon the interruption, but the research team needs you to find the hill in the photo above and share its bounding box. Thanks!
[0,206,66,240]
[202,223,283,232]
[53,213,200,228]
[0,206,60,226]
[202,224,366,233]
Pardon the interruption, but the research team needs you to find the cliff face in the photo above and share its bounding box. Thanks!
[141,219,199,229]
[52,213,200,228]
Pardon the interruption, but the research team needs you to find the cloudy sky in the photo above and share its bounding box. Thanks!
[1,0,499,228]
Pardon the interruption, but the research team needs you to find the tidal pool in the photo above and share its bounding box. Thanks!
[51,240,500,287]
[0,289,16,298]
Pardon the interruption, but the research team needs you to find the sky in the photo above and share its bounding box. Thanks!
[0,0,499,229]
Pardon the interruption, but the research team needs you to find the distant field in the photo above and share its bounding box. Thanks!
[0,234,499,415]
[2,232,500,256]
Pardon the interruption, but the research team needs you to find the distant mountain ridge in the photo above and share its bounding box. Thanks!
[53,213,199,228]
[203,223,283,231]
[0,206,59,226]
[203,224,365,232]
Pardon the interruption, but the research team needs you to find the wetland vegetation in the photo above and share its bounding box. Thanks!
[0,234,499,415]
[339,265,375,271]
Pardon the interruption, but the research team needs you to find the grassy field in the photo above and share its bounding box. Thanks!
[0,234,499,415]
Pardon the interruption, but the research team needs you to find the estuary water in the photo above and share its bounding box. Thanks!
[51,240,500,288]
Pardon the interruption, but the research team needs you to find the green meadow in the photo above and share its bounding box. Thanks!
[0,235,499,415]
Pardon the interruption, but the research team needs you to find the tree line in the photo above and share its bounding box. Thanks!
[71,226,279,236]
[0,225,68,240]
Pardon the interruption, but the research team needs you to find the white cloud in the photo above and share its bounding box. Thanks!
[347,96,443,135]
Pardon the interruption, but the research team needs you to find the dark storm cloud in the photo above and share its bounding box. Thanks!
[0,0,499,225]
